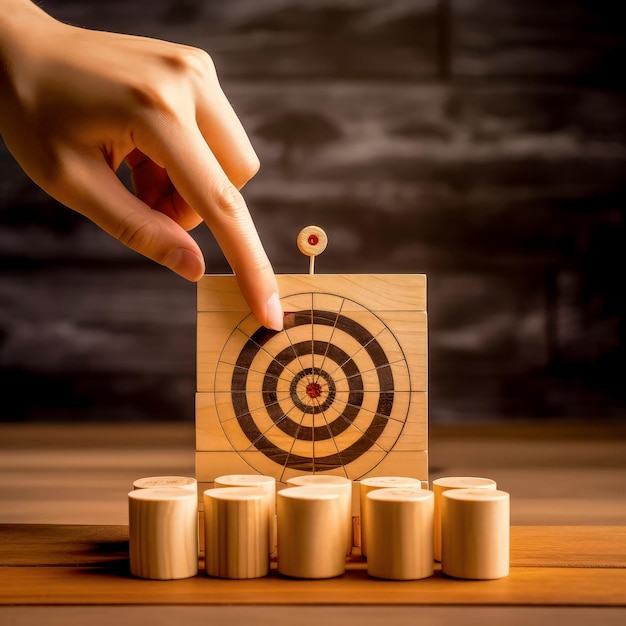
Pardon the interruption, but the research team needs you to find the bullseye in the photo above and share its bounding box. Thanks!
[308,234,319,246]
[306,381,322,399]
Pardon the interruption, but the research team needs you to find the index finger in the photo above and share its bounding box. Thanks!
[195,73,260,190]
[135,119,283,331]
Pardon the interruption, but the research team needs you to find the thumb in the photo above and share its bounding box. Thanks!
[56,153,205,281]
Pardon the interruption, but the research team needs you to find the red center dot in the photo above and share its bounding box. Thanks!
[308,234,319,246]
[305,382,322,399]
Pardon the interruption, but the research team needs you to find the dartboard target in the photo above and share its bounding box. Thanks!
[215,295,410,479]
[196,274,428,486]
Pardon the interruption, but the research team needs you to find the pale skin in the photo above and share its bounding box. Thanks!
[0,0,283,330]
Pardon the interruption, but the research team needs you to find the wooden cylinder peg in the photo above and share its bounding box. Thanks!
[277,486,346,579]
[441,488,510,580]
[215,474,276,555]
[133,476,197,493]
[203,487,270,579]
[365,487,434,580]
[433,476,497,561]
[128,488,198,580]
[287,475,353,554]
[359,476,422,557]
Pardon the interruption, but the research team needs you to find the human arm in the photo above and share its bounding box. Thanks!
[0,0,283,329]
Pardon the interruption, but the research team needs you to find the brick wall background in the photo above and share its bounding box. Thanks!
[1,0,625,422]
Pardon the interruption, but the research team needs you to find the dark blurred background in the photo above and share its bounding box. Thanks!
[1,0,625,423]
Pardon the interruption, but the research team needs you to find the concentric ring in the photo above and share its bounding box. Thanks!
[214,293,411,476]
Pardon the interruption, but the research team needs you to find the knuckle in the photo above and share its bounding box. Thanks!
[214,181,246,219]
[239,152,261,184]
[128,48,217,114]
[36,150,76,200]
[224,153,261,190]
[113,215,161,258]
[129,80,173,115]
[167,46,217,84]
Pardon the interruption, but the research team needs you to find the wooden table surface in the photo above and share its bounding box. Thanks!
[1,421,625,625]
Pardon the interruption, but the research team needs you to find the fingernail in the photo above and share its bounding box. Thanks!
[166,248,205,282]
[265,292,284,331]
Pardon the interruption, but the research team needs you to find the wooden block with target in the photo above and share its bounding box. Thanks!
[196,227,428,497]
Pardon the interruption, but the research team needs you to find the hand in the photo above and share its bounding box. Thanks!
[0,0,283,330]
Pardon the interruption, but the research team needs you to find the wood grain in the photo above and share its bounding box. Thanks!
[196,392,427,452]
[365,488,434,580]
[1,422,625,612]
[433,477,497,562]
[441,489,510,580]
[198,275,427,312]
[452,0,624,85]
[128,488,198,580]
[2,524,624,570]
[359,476,424,558]
[510,526,626,569]
[276,486,346,579]
[203,488,269,579]
[0,525,129,567]
[196,273,428,493]
[195,450,429,486]
[1,562,625,606]
[2,524,626,605]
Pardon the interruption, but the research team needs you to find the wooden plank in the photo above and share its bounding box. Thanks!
[1,606,624,626]
[205,392,417,454]
[195,449,428,486]
[451,0,626,85]
[510,527,626,569]
[0,423,196,450]
[358,450,428,483]
[196,392,427,452]
[42,0,440,81]
[226,81,626,192]
[198,275,427,312]
[1,563,625,606]
[0,525,128,567]
[2,525,625,570]
[0,267,198,421]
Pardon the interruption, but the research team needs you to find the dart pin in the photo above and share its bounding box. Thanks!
[297,225,328,275]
